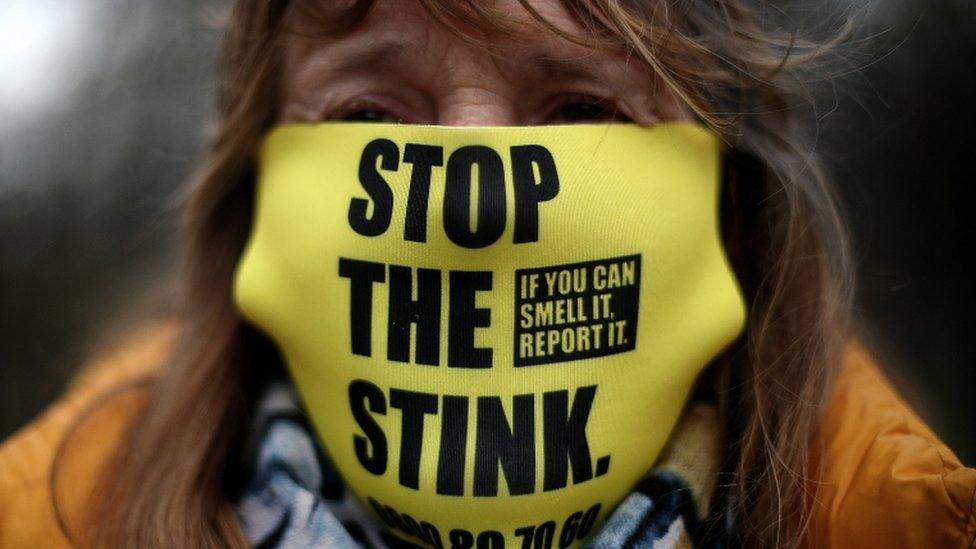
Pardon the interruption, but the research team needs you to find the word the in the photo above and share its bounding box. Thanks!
[339,258,493,368]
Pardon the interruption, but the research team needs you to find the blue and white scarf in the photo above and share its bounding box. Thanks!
[234,380,736,548]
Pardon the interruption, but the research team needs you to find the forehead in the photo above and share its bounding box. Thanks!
[289,0,588,40]
[284,0,620,72]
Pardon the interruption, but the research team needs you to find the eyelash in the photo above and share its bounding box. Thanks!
[343,109,402,123]
[338,98,408,123]
[546,94,630,123]
[337,94,630,124]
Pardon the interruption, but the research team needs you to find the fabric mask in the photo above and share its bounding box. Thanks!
[233,122,746,548]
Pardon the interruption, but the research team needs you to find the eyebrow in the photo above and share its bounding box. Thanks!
[527,52,613,81]
[325,37,618,82]
[328,39,412,76]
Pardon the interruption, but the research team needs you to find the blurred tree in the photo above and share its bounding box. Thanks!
[0,0,224,437]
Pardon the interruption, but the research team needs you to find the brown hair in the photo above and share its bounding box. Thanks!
[77,1,853,547]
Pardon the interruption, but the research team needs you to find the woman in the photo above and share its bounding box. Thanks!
[1,0,973,547]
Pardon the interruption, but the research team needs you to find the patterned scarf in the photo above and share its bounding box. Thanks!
[234,380,737,548]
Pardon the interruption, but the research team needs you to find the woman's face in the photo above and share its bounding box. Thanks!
[281,0,687,126]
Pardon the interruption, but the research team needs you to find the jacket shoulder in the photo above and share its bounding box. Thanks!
[0,320,177,548]
[809,342,976,548]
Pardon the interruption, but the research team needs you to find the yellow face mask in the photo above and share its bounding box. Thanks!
[233,122,746,548]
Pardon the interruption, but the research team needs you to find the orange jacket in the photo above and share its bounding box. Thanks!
[1,321,973,547]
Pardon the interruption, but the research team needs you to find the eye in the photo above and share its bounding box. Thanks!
[335,97,409,123]
[549,96,631,123]
[343,109,402,123]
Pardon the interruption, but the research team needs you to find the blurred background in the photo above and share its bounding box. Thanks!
[0,0,973,464]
